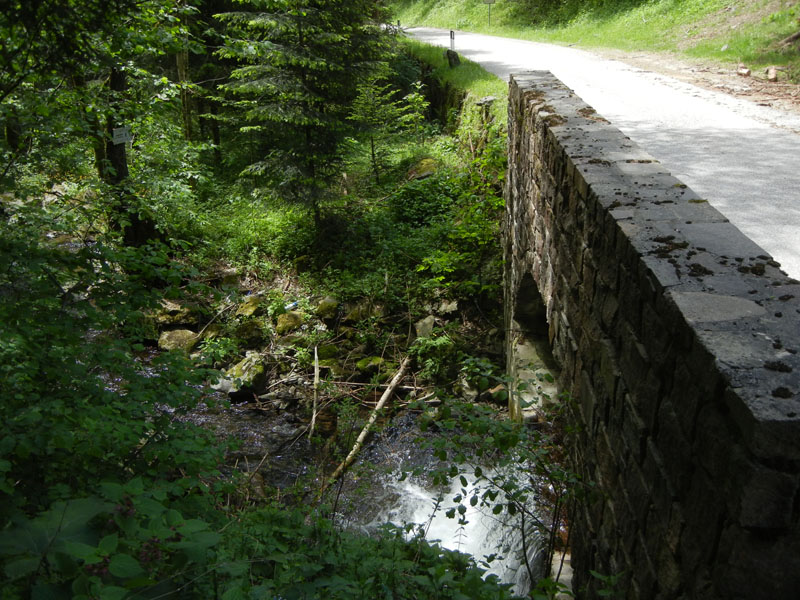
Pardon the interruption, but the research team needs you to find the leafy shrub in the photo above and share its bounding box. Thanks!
[388,173,460,226]
[210,194,316,263]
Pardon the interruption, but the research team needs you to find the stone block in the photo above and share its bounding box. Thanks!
[508,72,800,600]
[723,385,800,461]
[679,469,723,572]
[738,465,799,530]
[655,400,694,497]
[595,423,619,488]
[621,394,648,464]
[621,452,651,526]
[714,523,800,600]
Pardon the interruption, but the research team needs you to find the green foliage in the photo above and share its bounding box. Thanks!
[401,80,431,142]
[0,6,531,598]
[209,193,317,264]
[389,173,457,225]
[349,72,406,183]
[211,505,519,600]
[589,569,625,597]
[198,336,239,367]
[409,331,459,382]
[392,0,800,80]
[217,0,390,224]
[412,389,582,590]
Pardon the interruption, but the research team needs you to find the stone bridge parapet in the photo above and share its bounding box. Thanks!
[504,72,800,598]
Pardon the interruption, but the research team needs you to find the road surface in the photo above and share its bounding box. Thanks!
[409,28,800,279]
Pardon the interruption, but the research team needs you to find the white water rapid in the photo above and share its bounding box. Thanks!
[368,470,548,596]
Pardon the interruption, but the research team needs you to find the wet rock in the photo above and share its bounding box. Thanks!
[315,296,339,320]
[213,351,267,396]
[415,315,436,338]
[235,319,269,347]
[276,311,303,334]
[236,295,264,318]
[258,389,302,409]
[158,329,200,352]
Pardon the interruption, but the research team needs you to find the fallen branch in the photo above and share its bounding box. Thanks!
[779,29,800,47]
[320,356,411,494]
[197,301,236,338]
[309,346,319,437]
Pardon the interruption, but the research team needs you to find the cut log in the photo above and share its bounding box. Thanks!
[767,66,779,82]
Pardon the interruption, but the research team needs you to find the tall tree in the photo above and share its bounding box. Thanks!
[217,0,389,227]
[1,0,196,245]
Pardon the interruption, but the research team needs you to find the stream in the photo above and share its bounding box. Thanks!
[141,328,566,596]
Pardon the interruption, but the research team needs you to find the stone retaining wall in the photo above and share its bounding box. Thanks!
[504,72,800,599]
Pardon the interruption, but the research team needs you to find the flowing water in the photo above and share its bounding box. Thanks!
[364,469,550,596]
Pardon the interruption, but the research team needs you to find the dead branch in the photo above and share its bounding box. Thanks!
[778,29,800,47]
[309,346,319,437]
[320,356,411,494]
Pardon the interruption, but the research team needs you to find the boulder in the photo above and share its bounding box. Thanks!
[158,329,200,352]
[356,356,385,375]
[408,158,436,180]
[154,299,196,326]
[315,296,339,320]
[343,302,385,323]
[235,319,268,347]
[276,311,303,335]
[219,267,240,288]
[437,299,458,315]
[445,49,460,68]
[212,351,267,396]
[236,295,264,318]
[317,344,340,360]
[414,315,436,339]
[318,359,345,378]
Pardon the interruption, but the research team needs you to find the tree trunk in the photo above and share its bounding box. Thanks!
[208,98,222,167]
[176,49,193,141]
[4,106,23,152]
[104,66,156,247]
[370,134,379,184]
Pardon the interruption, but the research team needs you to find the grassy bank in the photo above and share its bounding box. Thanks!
[390,0,800,78]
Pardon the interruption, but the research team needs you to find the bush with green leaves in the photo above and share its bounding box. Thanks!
[388,173,459,226]
[409,383,585,595]
[213,505,519,600]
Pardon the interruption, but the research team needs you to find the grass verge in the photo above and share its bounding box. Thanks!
[390,0,800,79]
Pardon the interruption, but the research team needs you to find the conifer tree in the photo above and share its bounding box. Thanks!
[217,0,388,227]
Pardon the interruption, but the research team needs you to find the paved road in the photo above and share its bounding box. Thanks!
[409,28,800,279]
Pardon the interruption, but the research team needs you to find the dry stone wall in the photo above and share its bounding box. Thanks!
[504,72,800,599]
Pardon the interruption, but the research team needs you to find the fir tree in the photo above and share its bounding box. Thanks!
[217,0,389,227]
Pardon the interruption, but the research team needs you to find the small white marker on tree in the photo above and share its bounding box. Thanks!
[112,126,132,145]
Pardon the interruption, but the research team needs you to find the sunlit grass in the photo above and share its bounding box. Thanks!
[391,0,800,75]
[401,39,508,124]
